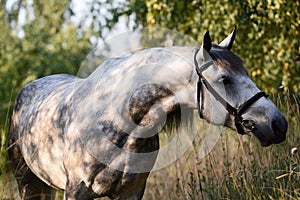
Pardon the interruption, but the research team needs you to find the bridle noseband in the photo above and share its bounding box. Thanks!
[194,49,268,134]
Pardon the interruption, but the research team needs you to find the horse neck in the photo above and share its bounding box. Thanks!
[121,47,197,123]
[78,46,198,133]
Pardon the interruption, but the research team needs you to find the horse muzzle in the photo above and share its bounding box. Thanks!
[237,111,288,147]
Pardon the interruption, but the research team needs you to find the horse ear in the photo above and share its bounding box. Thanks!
[203,31,212,53]
[197,31,212,61]
[219,26,236,50]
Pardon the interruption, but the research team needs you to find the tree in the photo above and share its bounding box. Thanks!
[0,0,96,123]
[103,0,300,95]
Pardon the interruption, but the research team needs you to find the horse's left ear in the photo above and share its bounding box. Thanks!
[219,26,236,50]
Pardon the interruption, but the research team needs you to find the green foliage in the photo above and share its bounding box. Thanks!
[0,0,95,122]
[108,0,300,95]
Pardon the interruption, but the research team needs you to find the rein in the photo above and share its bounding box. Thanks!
[194,48,268,134]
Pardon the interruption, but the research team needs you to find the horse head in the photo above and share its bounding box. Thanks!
[194,27,287,146]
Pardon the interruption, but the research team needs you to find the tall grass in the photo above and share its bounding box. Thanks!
[0,92,299,199]
[0,93,17,199]
[144,92,300,199]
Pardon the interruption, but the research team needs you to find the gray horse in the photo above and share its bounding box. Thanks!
[9,28,287,199]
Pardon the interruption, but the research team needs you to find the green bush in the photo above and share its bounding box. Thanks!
[108,0,300,94]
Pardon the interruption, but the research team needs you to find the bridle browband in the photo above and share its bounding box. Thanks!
[194,48,268,134]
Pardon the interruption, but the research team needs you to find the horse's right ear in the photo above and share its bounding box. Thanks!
[197,31,212,61]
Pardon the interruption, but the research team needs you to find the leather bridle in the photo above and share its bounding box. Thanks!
[194,48,268,134]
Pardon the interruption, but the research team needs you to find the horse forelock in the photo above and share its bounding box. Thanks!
[209,44,248,75]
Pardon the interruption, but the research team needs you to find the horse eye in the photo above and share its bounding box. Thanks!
[218,76,231,85]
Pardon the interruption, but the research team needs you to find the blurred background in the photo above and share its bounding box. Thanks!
[0,0,299,199]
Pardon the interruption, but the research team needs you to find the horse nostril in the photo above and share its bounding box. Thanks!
[271,117,288,141]
[242,119,255,131]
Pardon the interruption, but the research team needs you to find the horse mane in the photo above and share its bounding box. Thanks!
[161,106,195,137]
[209,44,248,75]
